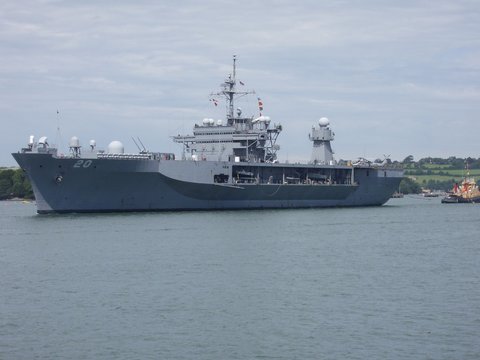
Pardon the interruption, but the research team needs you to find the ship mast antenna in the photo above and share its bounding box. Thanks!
[132,137,142,152]
[211,55,255,126]
[227,55,237,122]
[55,109,64,153]
[233,54,236,80]
[137,137,147,153]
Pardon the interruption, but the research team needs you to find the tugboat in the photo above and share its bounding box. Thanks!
[442,173,480,204]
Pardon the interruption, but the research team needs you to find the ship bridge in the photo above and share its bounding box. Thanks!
[174,56,281,163]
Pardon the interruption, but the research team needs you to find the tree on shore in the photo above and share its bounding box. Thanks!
[399,177,421,194]
[402,155,414,164]
[0,169,34,200]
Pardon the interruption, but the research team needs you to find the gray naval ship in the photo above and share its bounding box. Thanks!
[12,56,403,214]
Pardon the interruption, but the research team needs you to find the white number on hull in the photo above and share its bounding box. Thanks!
[73,160,92,168]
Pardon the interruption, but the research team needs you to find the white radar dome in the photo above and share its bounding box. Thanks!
[108,140,124,154]
[319,117,330,127]
[69,136,80,148]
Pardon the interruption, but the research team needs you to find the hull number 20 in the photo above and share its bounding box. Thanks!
[73,160,92,168]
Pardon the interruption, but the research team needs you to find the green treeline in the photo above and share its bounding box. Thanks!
[406,156,480,169]
[400,156,480,193]
[0,168,34,200]
[399,177,422,194]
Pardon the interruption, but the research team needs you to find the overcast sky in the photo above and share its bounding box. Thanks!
[1,0,479,166]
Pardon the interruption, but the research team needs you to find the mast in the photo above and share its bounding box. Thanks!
[174,56,283,163]
[227,55,236,122]
[309,117,335,164]
[212,55,253,125]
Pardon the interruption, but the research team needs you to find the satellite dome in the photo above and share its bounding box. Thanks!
[69,136,80,148]
[108,140,124,154]
[319,117,330,127]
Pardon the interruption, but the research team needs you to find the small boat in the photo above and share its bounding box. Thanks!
[441,175,480,204]
[422,189,440,198]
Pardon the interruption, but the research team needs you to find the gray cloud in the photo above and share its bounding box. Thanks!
[2,0,480,165]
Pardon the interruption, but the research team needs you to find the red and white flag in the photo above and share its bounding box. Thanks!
[257,98,263,112]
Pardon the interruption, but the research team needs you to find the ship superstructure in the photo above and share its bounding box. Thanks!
[173,56,281,163]
[12,56,403,213]
[309,117,335,165]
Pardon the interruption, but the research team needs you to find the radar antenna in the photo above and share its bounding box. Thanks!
[211,55,255,125]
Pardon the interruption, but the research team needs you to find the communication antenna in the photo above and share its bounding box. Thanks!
[132,137,142,152]
[137,137,147,152]
[55,109,64,153]
[210,55,256,125]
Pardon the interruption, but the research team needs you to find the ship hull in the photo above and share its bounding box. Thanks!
[12,152,403,213]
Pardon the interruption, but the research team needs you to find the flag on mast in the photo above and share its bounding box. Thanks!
[257,97,263,113]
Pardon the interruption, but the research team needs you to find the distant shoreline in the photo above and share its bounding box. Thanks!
[0,198,34,202]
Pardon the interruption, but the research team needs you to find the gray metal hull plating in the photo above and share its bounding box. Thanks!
[12,153,403,213]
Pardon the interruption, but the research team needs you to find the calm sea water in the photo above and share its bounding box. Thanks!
[1,197,479,360]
